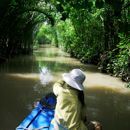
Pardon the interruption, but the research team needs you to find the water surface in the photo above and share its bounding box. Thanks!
[0,45,130,130]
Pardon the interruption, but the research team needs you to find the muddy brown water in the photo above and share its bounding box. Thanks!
[0,45,130,130]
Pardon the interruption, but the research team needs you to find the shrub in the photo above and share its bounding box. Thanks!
[107,34,130,81]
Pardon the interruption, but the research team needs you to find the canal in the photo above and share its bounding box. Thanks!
[0,45,130,130]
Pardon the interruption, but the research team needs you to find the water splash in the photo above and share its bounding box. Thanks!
[39,67,53,85]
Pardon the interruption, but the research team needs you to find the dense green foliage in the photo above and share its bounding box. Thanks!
[107,34,130,81]
[0,0,130,83]
[0,0,54,60]
[37,0,130,82]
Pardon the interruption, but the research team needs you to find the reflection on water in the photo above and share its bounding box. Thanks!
[0,45,130,130]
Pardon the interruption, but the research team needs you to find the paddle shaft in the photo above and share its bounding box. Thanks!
[26,109,42,128]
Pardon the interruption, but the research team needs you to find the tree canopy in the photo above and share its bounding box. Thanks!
[0,0,130,82]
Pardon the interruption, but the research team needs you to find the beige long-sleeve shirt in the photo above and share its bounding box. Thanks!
[52,80,88,130]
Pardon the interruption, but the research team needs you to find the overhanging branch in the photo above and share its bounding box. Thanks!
[24,7,55,26]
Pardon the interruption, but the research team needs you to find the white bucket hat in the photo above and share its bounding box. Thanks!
[62,69,86,91]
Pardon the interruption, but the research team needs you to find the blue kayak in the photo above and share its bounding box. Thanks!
[16,93,56,130]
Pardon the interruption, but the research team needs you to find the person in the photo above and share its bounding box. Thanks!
[50,69,88,130]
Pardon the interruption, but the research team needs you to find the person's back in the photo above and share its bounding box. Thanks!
[51,80,88,130]
[49,69,102,130]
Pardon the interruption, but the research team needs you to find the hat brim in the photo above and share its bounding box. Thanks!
[62,73,83,91]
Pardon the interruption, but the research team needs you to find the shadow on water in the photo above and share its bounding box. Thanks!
[0,55,39,73]
[0,73,53,130]
[0,57,98,74]
[0,45,130,130]
[85,87,130,130]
